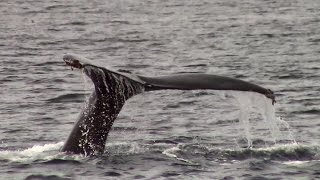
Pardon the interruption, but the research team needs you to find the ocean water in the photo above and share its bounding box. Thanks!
[0,0,319,179]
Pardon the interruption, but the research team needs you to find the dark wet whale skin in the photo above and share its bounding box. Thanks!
[138,73,273,96]
[61,65,144,156]
[61,57,275,156]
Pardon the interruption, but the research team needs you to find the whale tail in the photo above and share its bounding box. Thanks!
[138,74,275,104]
[62,55,145,155]
[62,54,275,156]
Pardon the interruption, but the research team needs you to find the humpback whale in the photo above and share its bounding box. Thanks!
[61,54,276,156]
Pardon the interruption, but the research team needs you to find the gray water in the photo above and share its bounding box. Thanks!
[1,0,320,179]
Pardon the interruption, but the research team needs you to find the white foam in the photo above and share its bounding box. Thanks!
[162,146,194,164]
[162,146,180,159]
[282,160,320,165]
[0,142,64,162]
[218,143,308,155]
[105,141,147,155]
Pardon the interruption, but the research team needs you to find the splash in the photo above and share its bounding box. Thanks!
[162,146,195,164]
[225,143,318,161]
[277,117,297,144]
[163,143,319,163]
[225,91,295,147]
[0,142,64,162]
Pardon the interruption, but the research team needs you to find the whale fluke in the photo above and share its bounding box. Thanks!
[138,74,275,104]
[62,55,145,155]
[61,54,275,156]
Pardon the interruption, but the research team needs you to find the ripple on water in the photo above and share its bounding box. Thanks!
[24,174,71,180]
[46,93,86,103]
[103,171,122,177]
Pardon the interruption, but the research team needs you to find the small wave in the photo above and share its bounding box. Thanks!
[2,141,317,166]
[103,171,122,177]
[110,20,130,25]
[33,61,61,67]
[225,144,317,161]
[292,109,320,115]
[64,21,87,26]
[145,139,178,145]
[162,143,319,163]
[45,4,72,10]
[183,64,208,68]
[24,174,71,180]
[104,142,149,156]
[176,71,201,74]
[0,142,64,163]
[37,40,64,46]
[162,146,195,164]
[41,159,81,165]
[282,160,320,165]
[228,144,318,161]
[94,37,151,43]
[124,64,151,69]
[276,73,305,79]
[47,93,86,103]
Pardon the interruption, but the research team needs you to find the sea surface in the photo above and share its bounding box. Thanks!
[0,0,319,179]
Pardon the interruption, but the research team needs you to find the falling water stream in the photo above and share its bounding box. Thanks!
[228,91,296,148]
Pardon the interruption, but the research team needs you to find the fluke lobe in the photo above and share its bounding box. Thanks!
[61,54,276,156]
